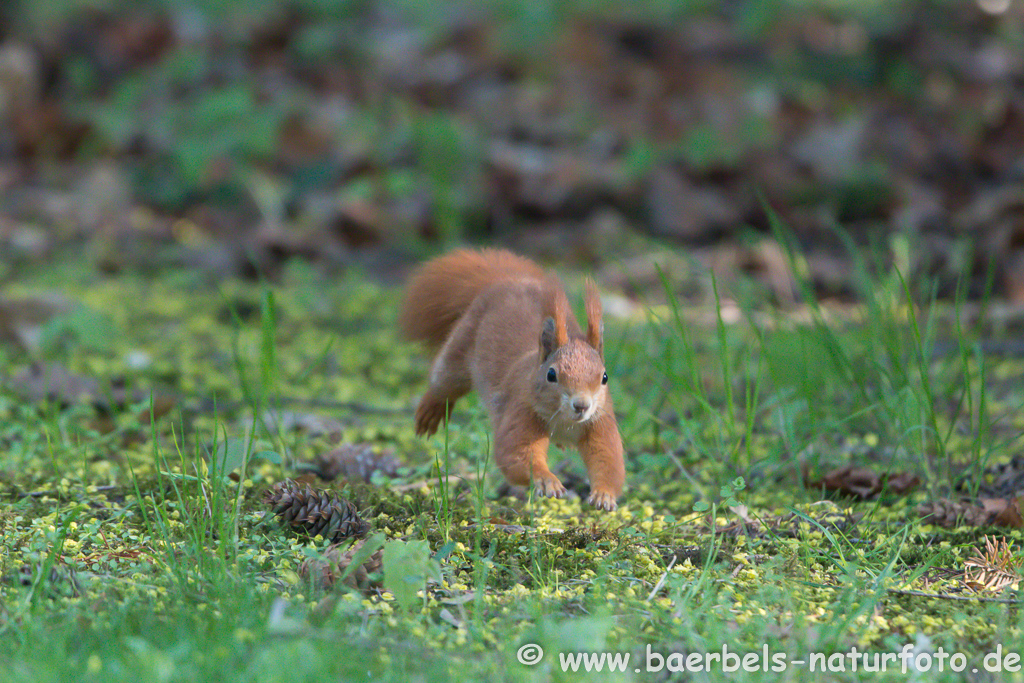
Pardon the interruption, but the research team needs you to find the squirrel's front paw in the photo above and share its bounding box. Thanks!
[587,489,618,511]
[533,474,566,499]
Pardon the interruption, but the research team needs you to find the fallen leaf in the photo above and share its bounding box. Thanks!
[820,465,881,499]
[993,497,1024,529]
[808,465,919,499]
[886,471,922,495]
[917,497,1024,529]
[8,362,104,405]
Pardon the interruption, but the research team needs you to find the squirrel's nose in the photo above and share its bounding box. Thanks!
[572,398,591,415]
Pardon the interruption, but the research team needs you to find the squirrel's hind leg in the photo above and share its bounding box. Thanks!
[414,316,476,436]
[414,390,463,436]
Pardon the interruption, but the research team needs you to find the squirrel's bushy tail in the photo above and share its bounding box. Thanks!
[400,248,548,351]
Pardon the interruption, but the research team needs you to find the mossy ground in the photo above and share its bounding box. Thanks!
[1,255,1022,682]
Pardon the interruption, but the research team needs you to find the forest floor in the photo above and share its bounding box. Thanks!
[3,2,1024,681]
[2,245,1024,681]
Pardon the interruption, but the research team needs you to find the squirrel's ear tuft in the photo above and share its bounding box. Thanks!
[584,279,604,358]
[540,317,558,358]
[552,291,569,347]
[540,280,569,358]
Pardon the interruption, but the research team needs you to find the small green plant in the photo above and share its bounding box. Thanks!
[692,476,746,515]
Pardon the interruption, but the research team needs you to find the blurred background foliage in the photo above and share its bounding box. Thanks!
[0,0,1021,302]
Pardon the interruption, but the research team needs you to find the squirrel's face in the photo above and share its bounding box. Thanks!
[535,339,608,426]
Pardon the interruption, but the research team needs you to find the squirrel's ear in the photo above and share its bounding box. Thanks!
[540,317,558,358]
[541,289,570,357]
[584,279,604,358]
[540,282,569,358]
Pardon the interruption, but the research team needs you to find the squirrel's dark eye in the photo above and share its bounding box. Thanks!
[602,372,608,385]
[546,368,557,383]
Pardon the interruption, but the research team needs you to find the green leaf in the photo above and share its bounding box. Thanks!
[214,438,280,474]
[434,540,456,561]
[252,450,282,464]
[383,539,434,611]
[338,533,386,584]
[216,439,248,474]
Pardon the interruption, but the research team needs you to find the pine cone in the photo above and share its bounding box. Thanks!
[917,498,991,528]
[300,538,384,591]
[263,479,371,541]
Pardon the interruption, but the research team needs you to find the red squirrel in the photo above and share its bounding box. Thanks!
[399,248,625,510]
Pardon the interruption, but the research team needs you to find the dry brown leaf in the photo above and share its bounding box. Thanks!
[917,497,1024,530]
[886,471,923,495]
[809,465,919,500]
[992,497,1024,529]
[821,466,880,498]
[981,497,1011,516]
[960,455,1024,500]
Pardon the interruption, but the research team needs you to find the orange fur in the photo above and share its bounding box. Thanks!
[399,248,547,352]
[399,248,625,510]
[584,278,603,356]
